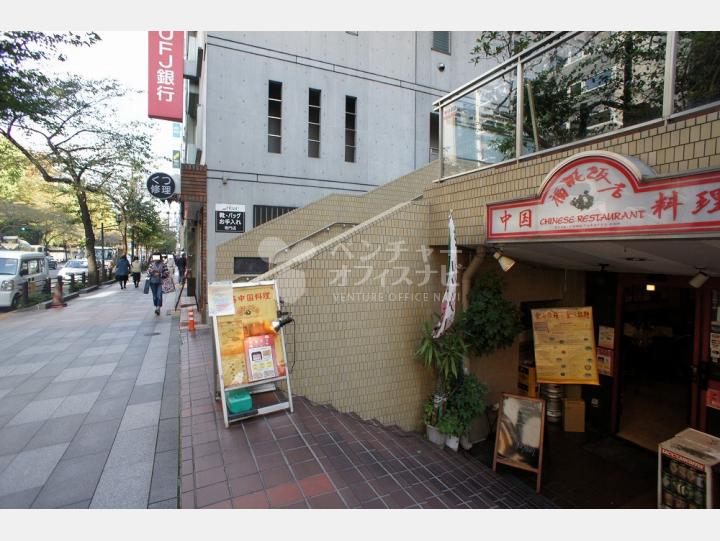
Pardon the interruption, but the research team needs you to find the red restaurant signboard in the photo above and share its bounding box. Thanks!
[487,151,720,242]
[148,31,184,122]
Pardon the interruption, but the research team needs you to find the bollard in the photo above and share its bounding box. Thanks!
[70,273,75,290]
[21,281,29,305]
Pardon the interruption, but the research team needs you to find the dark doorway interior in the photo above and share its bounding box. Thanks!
[617,283,695,450]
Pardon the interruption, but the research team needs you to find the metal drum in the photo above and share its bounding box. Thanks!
[541,384,564,423]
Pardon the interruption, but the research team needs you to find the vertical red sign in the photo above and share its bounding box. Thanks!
[148,31,184,122]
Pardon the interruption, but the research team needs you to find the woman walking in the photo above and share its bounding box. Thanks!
[147,253,168,315]
[130,256,142,288]
[115,254,130,289]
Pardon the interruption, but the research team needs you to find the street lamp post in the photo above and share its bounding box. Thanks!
[100,222,105,281]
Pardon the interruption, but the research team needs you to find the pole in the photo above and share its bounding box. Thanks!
[101,222,105,281]
[131,226,135,259]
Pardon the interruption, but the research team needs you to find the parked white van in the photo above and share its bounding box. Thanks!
[0,251,50,309]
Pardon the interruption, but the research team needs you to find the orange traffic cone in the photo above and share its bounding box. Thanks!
[188,307,196,332]
[50,282,67,308]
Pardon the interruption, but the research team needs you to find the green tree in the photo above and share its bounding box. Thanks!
[0,76,152,283]
[0,31,99,122]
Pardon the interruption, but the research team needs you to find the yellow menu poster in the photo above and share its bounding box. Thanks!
[215,283,287,388]
[531,307,600,385]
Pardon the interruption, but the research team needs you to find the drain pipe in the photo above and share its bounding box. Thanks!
[460,247,485,374]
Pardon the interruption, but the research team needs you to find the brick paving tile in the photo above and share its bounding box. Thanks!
[229,473,263,498]
[368,475,401,497]
[278,500,308,509]
[386,489,416,508]
[251,440,280,456]
[181,474,194,493]
[307,491,346,509]
[290,459,323,480]
[271,425,297,439]
[194,481,230,508]
[181,460,193,476]
[360,498,387,509]
[348,480,380,503]
[194,452,224,472]
[256,452,286,471]
[277,435,305,451]
[299,473,334,498]
[225,459,258,480]
[195,466,228,489]
[192,429,219,445]
[203,499,232,509]
[261,465,294,489]
[221,448,253,465]
[181,490,195,509]
[266,482,304,508]
[232,490,269,509]
[285,447,314,464]
[422,496,448,509]
[193,441,221,458]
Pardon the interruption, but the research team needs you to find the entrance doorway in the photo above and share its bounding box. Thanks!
[617,282,695,450]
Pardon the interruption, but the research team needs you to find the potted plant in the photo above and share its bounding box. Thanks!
[447,374,488,450]
[437,409,462,452]
[416,321,466,445]
[423,394,446,446]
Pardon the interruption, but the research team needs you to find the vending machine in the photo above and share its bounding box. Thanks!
[658,428,720,509]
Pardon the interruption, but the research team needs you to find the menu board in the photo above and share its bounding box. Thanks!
[531,307,600,385]
[214,283,287,388]
[493,393,546,493]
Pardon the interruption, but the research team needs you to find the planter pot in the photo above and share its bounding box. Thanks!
[445,435,460,452]
[460,434,473,451]
[426,424,445,446]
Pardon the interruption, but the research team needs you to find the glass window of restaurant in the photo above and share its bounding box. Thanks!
[440,31,720,179]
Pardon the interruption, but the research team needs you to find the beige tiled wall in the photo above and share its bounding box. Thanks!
[258,201,444,430]
[425,111,720,245]
[215,161,441,280]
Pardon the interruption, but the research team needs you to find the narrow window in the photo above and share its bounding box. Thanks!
[345,96,357,163]
[253,205,297,227]
[268,81,282,154]
[429,112,439,162]
[308,88,321,158]
[432,31,451,55]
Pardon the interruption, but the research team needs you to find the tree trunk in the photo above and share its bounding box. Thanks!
[75,188,98,285]
[123,217,128,257]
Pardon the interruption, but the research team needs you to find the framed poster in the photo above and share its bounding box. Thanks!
[211,281,293,428]
[531,307,600,385]
[598,325,615,349]
[493,393,546,493]
[596,347,614,377]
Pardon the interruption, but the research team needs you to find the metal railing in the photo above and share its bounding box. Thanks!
[270,222,358,266]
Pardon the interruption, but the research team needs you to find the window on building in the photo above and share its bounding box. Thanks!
[429,112,439,162]
[432,31,451,55]
[253,205,297,228]
[233,257,269,276]
[268,81,282,154]
[308,88,321,158]
[345,96,357,163]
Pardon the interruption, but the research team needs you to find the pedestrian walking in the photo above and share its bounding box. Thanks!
[165,254,176,285]
[130,256,142,288]
[115,254,130,289]
[147,252,168,315]
[176,252,187,283]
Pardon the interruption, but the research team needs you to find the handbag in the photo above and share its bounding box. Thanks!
[143,279,150,294]
[161,276,175,293]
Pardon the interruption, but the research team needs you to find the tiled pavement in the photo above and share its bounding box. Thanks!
[180,328,557,509]
[0,282,180,508]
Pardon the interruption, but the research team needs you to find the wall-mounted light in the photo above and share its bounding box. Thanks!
[689,270,709,289]
[493,250,516,272]
[271,314,294,332]
[222,175,228,185]
[645,283,656,292]
[437,63,446,72]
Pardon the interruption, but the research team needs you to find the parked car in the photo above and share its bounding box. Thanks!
[0,251,50,309]
[47,255,57,270]
[57,259,89,282]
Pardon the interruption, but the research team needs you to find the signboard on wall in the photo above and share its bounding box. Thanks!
[487,151,720,242]
[596,347,613,377]
[531,307,600,385]
[146,172,176,200]
[148,31,184,122]
[215,204,245,233]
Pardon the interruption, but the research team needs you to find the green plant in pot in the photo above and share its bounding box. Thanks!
[416,320,466,445]
[436,408,462,452]
[447,374,488,450]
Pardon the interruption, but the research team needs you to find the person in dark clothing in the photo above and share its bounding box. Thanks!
[176,252,187,283]
[147,252,168,315]
[115,254,130,289]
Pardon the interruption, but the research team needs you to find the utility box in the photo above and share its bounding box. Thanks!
[563,398,585,432]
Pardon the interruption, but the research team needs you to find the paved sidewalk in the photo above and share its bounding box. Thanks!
[179,328,557,509]
[0,282,180,508]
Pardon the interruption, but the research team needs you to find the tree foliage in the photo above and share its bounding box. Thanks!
[0,31,99,122]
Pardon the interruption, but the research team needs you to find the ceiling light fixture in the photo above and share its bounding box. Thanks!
[493,250,516,272]
[689,269,709,289]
